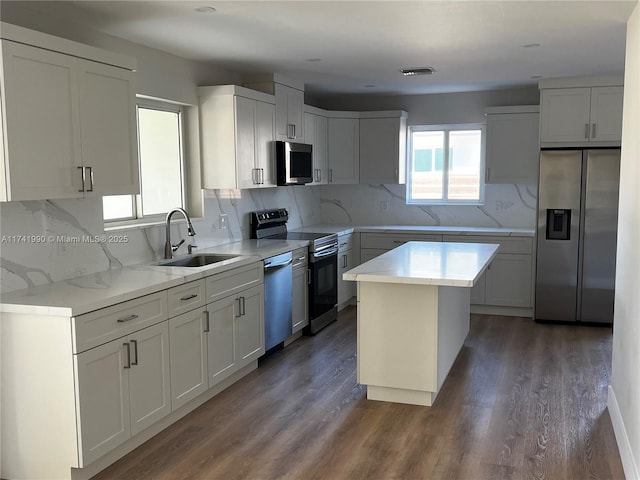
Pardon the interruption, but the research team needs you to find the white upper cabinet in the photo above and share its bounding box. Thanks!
[78,60,138,196]
[198,85,276,189]
[328,113,360,184]
[275,83,304,141]
[539,77,623,146]
[304,106,328,184]
[0,25,138,202]
[485,106,539,184]
[359,111,408,185]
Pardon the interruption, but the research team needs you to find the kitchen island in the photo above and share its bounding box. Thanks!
[343,241,499,406]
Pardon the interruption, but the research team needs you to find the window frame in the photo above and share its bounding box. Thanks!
[406,123,486,206]
[103,97,187,227]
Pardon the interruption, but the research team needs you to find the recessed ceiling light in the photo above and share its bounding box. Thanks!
[363,84,376,88]
[531,75,544,79]
[306,58,322,62]
[195,6,216,13]
[523,43,541,48]
[400,67,436,76]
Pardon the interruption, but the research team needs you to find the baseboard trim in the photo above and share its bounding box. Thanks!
[608,385,640,480]
[470,304,533,318]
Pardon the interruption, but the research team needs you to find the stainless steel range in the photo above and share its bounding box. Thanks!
[250,209,338,334]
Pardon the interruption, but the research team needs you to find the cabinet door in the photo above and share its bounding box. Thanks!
[485,253,532,308]
[590,86,623,142]
[292,266,309,332]
[255,100,276,186]
[304,113,328,185]
[337,249,356,306]
[486,112,539,184]
[74,340,130,467]
[236,285,265,364]
[359,117,403,184]
[540,88,591,143]
[470,272,486,305]
[1,40,82,200]
[78,60,138,195]
[287,87,304,140]
[169,308,208,410]
[328,118,359,184]
[235,96,258,188]
[314,114,329,184]
[207,295,237,387]
[128,322,171,436]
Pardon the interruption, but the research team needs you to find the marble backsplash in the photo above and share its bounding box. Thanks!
[0,182,535,294]
[319,183,537,228]
[0,187,321,294]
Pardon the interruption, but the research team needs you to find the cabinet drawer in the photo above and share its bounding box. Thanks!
[167,279,206,317]
[205,262,263,303]
[360,232,442,250]
[338,233,353,251]
[443,235,532,254]
[292,247,308,270]
[72,291,168,353]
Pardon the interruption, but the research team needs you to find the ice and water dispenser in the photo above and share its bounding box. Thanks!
[546,209,571,240]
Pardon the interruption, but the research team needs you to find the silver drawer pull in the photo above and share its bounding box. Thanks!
[180,293,198,301]
[131,339,138,365]
[297,256,306,261]
[117,314,139,323]
[123,343,131,369]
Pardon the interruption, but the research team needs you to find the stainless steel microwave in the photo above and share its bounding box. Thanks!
[276,141,313,185]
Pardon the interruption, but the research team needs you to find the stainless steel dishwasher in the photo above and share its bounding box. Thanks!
[263,251,293,351]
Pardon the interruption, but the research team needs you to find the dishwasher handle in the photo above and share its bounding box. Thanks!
[264,258,293,271]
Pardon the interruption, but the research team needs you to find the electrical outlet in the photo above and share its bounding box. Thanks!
[219,213,228,229]
[380,201,389,211]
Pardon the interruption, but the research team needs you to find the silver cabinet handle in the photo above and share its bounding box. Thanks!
[318,169,322,182]
[78,166,86,192]
[329,169,333,183]
[592,123,596,139]
[585,123,590,139]
[240,296,246,316]
[117,314,139,323]
[236,298,242,317]
[86,166,94,192]
[130,339,138,365]
[204,310,210,332]
[123,342,131,369]
[261,168,265,184]
[181,293,198,301]
[343,255,348,268]
[298,256,306,262]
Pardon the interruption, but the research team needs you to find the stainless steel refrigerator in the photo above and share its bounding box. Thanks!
[535,149,620,324]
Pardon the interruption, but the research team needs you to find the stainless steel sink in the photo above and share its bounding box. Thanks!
[158,254,239,267]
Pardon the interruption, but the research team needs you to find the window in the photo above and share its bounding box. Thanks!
[406,124,485,204]
[103,98,185,222]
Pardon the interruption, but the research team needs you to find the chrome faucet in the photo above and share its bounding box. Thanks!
[164,208,196,259]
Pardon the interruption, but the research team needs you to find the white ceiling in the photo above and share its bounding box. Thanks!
[10,1,638,96]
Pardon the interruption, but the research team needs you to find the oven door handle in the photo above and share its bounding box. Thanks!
[264,259,293,270]
[313,247,338,258]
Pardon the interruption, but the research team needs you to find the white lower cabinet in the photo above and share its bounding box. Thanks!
[207,284,264,387]
[485,254,532,308]
[75,321,170,466]
[337,233,358,308]
[169,307,208,410]
[292,247,309,332]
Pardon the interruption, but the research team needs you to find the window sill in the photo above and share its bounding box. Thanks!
[406,201,485,206]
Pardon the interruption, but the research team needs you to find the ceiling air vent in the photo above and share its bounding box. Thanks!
[401,67,436,76]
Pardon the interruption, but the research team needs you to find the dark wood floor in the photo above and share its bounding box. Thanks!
[93,308,625,480]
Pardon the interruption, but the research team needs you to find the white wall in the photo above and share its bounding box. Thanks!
[609,2,640,479]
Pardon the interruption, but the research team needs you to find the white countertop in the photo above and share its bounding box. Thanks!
[343,241,500,287]
[0,239,309,317]
[291,224,534,237]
